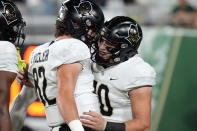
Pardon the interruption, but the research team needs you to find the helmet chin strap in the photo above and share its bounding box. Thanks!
[79,32,99,48]
[95,53,115,68]
[80,35,92,47]
[95,48,138,68]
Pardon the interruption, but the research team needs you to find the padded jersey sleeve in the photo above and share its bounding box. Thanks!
[49,39,90,69]
[122,57,156,91]
[0,41,18,73]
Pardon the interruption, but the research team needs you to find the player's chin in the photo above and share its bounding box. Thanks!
[98,52,109,59]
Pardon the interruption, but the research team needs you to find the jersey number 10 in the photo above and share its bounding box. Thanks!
[93,80,113,116]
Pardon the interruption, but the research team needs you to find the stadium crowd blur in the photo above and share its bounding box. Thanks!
[13,0,197,27]
[12,0,197,45]
[171,0,197,28]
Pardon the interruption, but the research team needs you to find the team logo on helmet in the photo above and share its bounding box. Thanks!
[126,24,141,44]
[0,1,18,25]
[74,1,93,17]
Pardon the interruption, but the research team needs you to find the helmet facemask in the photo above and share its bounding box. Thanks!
[14,20,26,48]
[0,0,26,47]
[91,16,142,68]
[56,0,104,48]
[91,37,121,68]
[79,20,102,48]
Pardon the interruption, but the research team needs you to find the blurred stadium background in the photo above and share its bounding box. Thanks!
[10,0,197,130]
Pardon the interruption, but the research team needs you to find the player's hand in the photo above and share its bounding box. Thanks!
[16,64,34,88]
[80,110,106,131]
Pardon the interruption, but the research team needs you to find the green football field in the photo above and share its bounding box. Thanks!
[141,28,197,131]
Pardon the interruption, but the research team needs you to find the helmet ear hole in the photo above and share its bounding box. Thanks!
[121,44,128,49]
[85,19,92,27]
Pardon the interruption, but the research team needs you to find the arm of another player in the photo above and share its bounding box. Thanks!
[10,64,37,131]
[56,62,84,131]
[10,85,37,131]
[80,86,152,131]
[16,64,34,88]
[0,71,16,131]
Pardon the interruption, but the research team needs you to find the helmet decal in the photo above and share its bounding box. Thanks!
[74,1,93,17]
[0,1,18,25]
[126,23,141,45]
[58,6,65,20]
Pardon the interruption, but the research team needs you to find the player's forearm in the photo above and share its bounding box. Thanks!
[0,106,11,131]
[57,90,79,124]
[0,77,12,131]
[57,90,85,131]
[56,63,84,131]
[10,85,37,113]
[103,119,150,131]
[10,94,27,131]
[125,119,150,131]
[56,67,80,124]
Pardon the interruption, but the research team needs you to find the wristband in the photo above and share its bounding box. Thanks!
[68,120,85,131]
[104,121,125,131]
